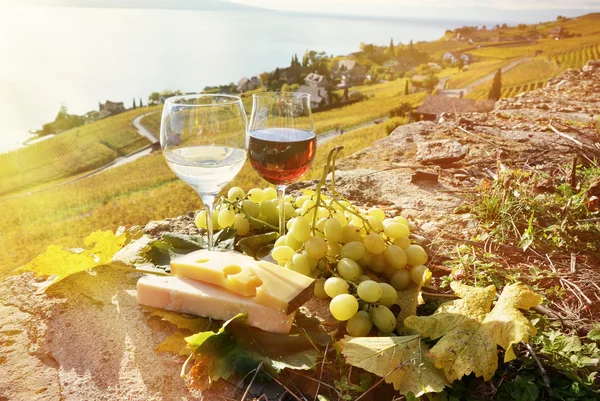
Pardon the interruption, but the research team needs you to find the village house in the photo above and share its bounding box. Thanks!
[296,85,329,109]
[414,95,495,121]
[99,100,125,115]
[236,77,256,93]
[442,52,472,65]
[304,72,330,88]
[331,59,367,86]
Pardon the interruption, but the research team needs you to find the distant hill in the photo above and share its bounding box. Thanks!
[4,0,264,11]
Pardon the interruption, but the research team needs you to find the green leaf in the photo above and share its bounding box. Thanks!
[339,335,448,397]
[214,227,237,250]
[237,232,279,258]
[14,229,126,291]
[587,329,600,342]
[518,212,535,251]
[184,311,327,389]
[162,233,206,249]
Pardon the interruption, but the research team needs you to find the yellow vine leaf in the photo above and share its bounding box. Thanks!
[339,335,448,397]
[404,282,542,382]
[156,332,192,356]
[14,229,126,292]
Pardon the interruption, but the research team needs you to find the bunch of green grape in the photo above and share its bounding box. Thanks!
[195,186,432,337]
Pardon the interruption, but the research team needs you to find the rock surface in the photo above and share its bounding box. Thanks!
[2,60,600,400]
[416,139,469,164]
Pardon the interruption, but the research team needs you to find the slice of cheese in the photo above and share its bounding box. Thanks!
[137,275,296,334]
[170,250,314,314]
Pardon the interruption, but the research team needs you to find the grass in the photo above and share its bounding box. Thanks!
[0,107,157,196]
[0,122,392,277]
[500,58,557,87]
[446,58,511,89]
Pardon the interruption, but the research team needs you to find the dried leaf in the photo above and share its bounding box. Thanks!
[340,335,448,397]
[404,282,542,382]
[14,230,126,291]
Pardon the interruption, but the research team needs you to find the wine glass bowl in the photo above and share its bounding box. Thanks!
[248,92,316,235]
[160,94,248,250]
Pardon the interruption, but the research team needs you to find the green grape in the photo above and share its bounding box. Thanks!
[327,242,341,258]
[379,283,398,307]
[305,236,328,259]
[337,258,361,281]
[247,188,265,203]
[314,278,328,299]
[324,218,343,243]
[410,265,430,286]
[383,222,410,239]
[286,218,294,231]
[259,200,277,219]
[346,310,373,337]
[342,225,363,243]
[333,211,348,227]
[227,186,245,201]
[405,245,428,266]
[290,217,311,242]
[284,194,295,203]
[368,253,388,273]
[289,253,311,276]
[315,217,327,233]
[350,213,364,227]
[367,207,386,221]
[211,209,221,229]
[263,187,277,200]
[390,269,411,290]
[300,199,316,215]
[272,245,295,265]
[250,214,266,229]
[357,250,373,268]
[366,216,384,233]
[393,237,411,250]
[218,208,235,227]
[316,207,329,220]
[302,251,319,270]
[364,233,385,254]
[195,210,207,229]
[340,241,365,261]
[324,277,349,298]
[233,213,250,235]
[286,234,303,251]
[242,200,259,218]
[383,244,407,269]
[295,195,310,207]
[393,216,409,227]
[358,274,371,282]
[383,266,397,279]
[277,203,295,220]
[274,235,287,248]
[330,294,359,321]
[357,280,383,302]
[371,305,397,333]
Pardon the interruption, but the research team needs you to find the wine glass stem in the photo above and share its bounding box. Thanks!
[200,194,216,251]
[276,185,287,237]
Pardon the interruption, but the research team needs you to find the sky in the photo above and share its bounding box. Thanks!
[228,0,600,10]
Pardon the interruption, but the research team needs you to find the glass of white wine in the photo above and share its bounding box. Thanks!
[160,94,248,250]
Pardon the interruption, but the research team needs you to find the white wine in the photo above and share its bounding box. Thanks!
[165,145,246,194]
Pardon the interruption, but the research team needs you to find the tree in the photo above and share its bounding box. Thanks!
[133,97,136,109]
[281,83,291,93]
[149,92,160,104]
[389,38,395,57]
[488,68,502,100]
[259,72,269,87]
[422,75,439,92]
[139,98,143,108]
[458,58,465,72]
[405,79,409,95]
[302,50,309,67]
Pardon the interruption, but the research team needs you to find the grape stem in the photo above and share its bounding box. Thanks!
[311,146,344,235]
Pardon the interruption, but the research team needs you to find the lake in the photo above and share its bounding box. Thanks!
[0,6,472,153]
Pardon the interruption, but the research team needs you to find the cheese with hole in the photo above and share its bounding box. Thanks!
[170,250,314,314]
[136,275,295,333]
